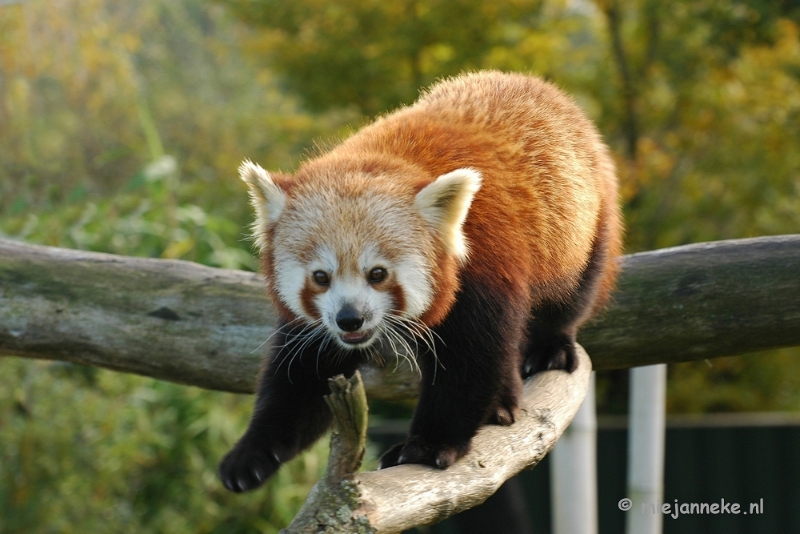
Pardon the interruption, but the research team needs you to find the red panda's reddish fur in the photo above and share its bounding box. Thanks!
[219,71,623,492]
[291,71,622,328]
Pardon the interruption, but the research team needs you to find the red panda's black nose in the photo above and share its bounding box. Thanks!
[336,305,364,332]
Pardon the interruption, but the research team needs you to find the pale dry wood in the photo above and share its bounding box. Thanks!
[281,348,591,534]
[1,235,799,399]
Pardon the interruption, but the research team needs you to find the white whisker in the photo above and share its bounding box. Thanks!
[286,324,325,382]
[383,325,406,373]
[379,315,427,376]
[383,311,444,382]
[272,319,324,383]
[315,331,335,377]
[250,316,307,354]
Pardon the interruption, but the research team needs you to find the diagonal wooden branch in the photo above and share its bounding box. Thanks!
[1,235,799,399]
[282,348,592,534]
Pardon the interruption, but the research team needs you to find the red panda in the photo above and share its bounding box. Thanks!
[219,71,622,492]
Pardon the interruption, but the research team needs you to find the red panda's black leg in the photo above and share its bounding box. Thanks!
[379,282,527,470]
[523,230,611,377]
[219,321,360,492]
[488,359,524,426]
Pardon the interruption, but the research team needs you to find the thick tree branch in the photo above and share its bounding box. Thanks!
[282,349,592,533]
[1,235,799,399]
[581,235,800,368]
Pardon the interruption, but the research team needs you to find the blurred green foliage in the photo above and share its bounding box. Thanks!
[0,0,357,243]
[220,0,557,115]
[1,0,799,531]
[0,1,354,532]
[218,0,800,252]
[0,359,332,533]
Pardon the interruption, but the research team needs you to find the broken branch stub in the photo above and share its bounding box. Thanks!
[281,371,374,534]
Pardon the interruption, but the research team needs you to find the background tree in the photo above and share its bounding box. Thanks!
[220,0,551,115]
[594,0,800,250]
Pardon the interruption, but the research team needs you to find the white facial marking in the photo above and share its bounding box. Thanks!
[315,272,385,349]
[358,243,382,274]
[312,244,339,275]
[394,255,433,319]
[274,257,307,318]
[268,181,441,349]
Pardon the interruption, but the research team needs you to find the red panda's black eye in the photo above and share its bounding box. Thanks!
[368,267,387,283]
[313,271,330,286]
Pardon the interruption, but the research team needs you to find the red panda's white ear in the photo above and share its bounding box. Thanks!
[239,160,286,223]
[239,160,286,250]
[415,167,482,261]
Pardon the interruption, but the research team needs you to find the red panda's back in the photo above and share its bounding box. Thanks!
[332,71,620,309]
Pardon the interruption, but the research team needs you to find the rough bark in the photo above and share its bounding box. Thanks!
[581,234,800,368]
[0,237,271,393]
[1,235,799,399]
[281,348,591,534]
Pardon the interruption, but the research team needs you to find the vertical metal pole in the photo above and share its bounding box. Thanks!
[552,373,598,534]
[625,364,667,534]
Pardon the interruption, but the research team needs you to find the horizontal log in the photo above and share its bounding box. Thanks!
[581,234,800,368]
[1,235,799,398]
[0,238,270,394]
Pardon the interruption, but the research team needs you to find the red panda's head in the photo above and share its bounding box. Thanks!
[240,160,481,351]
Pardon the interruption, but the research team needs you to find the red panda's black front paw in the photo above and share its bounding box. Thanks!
[218,442,281,493]
[378,436,469,470]
[522,332,578,378]
[377,442,405,469]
